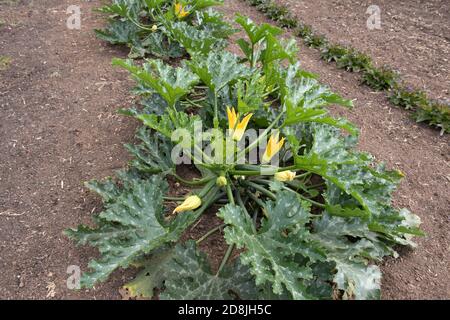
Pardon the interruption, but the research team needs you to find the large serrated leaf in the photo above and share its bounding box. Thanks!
[125,126,174,174]
[65,174,198,288]
[218,192,326,299]
[187,51,253,93]
[113,58,199,106]
[167,21,228,56]
[160,241,262,300]
[124,246,176,298]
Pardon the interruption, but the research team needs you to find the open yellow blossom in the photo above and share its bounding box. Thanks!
[174,2,189,19]
[226,106,253,141]
[173,195,201,214]
[274,170,296,182]
[262,132,285,163]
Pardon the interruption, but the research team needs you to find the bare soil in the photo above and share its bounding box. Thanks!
[0,0,448,300]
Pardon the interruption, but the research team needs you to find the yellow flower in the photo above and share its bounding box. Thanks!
[274,170,296,182]
[151,24,158,32]
[174,2,189,19]
[226,106,253,141]
[173,195,201,214]
[216,176,227,187]
[262,132,285,163]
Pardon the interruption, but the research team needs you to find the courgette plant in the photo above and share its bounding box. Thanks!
[95,0,233,58]
[66,2,423,300]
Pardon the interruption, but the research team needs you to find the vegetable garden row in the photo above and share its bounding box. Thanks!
[243,0,450,135]
[65,0,424,300]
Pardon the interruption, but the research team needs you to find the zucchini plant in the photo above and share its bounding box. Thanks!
[66,3,423,300]
[95,0,234,58]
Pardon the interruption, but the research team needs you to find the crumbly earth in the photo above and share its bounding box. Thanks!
[0,0,448,300]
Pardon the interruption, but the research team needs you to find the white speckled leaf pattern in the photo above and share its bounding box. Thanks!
[160,241,261,300]
[218,192,326,299]
[65,174,198,288]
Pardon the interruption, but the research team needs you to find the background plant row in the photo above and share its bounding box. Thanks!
[244,0,450,134]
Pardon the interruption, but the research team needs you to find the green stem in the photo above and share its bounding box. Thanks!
[198,179,217,198]
[163,196,184,201]
[173,174,214,186]
[217,244,235,276]
[213,90,219,129]
[196,224,225,244]
[262,86,279,98]
[243,181,276,200]
[184,97,205,109]
[254,179,325,208]
[247,191,266,209]
[226,182,235,205]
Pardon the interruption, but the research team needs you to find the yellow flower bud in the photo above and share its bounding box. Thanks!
[173,195,201,214]
[174,3,189,19]
[274,170,296,182]
[151,24,158,32]
[262,132,285,163]
[216,176,227,187]
[226,106,253,142]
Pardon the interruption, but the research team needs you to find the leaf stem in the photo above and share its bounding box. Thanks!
[216,243,234,276]
[196,224,225,244]
[173,174,214,186]
[242,180,276,200]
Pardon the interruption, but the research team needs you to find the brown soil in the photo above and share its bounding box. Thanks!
[0,0,448,300]
[274,0,450,103]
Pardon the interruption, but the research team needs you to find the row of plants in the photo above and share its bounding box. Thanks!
[244,0,450,134]
[65,0,423,300]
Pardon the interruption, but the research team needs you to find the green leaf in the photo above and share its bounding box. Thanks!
[235,14,282,45]
[65,174,198,288]
[192,0,224,10]
[125,126,174,174]
[312,214,389,299]
[95,20,139,45]
[113,58,199,106]
[236,72,266,114]
[124,246,176,298]
[218,192,326,299]
[292,124,422,244]
[195,9,237,38]
[279,64,356,133]
[160,241,262,300]
[188,51,253,92]
[167,21,228,56]
[261,34,298,66]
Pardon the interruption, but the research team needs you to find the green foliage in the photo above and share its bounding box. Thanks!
[413,102,450,134]
[160,241,262,299]
[113,58,199,106]
[303,34,327,49]
[336,50,372,73]
[361,66,398,91]
[66,3,425,300]
[389,88,428,110]
[95,0,230,58]
[218,192,324,299]
[65,174,199,287]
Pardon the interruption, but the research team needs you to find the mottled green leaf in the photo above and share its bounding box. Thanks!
[65,175,198,288]
[160,241,261,300]
[218,192,326,299]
